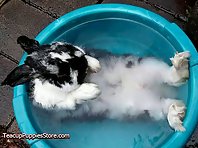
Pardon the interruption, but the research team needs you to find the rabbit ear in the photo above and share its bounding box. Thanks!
[1,64,33,87]
[17,36,40,54]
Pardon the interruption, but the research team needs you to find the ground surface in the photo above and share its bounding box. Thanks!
[0,0,197,147]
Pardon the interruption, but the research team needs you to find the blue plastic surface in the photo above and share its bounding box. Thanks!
[13,4,198,148]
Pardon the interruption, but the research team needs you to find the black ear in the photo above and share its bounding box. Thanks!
[17,36,40,54]
[1,64,33,87]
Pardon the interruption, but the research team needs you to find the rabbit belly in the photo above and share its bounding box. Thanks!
[60,56,177,120]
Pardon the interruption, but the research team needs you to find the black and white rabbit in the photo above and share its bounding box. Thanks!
[2,36,190,132]
[1,36,101,110]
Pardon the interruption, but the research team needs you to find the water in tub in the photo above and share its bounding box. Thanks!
[30,50,188,148]
[29,19,188,148]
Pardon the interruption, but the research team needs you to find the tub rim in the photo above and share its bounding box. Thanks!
[12,4,198,147]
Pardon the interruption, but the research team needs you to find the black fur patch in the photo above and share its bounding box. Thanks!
[25,41,88,87]
[126,61,134,68]
[68,56,88,84]
[5,36,89,88]
[138,57,143,63]
[17,36,40,54]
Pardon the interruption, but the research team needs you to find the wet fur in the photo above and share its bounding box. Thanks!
[2,36,101,110]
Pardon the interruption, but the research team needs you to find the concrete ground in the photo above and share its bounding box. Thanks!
[0,0,197,147]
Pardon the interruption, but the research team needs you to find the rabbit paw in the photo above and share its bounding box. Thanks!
[167,51,190,86]
[167,100,186,132]
[170,51,190,70]
[72,83,101,104]
[85,55,101,73]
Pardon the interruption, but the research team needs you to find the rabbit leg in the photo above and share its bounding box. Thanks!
[70,83,101,104]
[56,83,101,110]
[165,51,190,87]
[162,98,186,132]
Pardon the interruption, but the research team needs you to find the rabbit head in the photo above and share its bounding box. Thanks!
[2,36,100,87]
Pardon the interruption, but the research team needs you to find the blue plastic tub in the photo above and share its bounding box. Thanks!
[13,4,198,148]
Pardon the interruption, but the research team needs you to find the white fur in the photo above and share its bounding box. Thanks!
[71,83,101,104]
[74,45,85,54]
[51,42,65,50]
[33,69,101,110]
[165,66,189,86]
[74,51,83,57]
[33,70,79,109]
[33,78,79,109]
[28,51,38,57]
[167,100,186,131]
[166,51,190,86]
[50,52,71,61]
[41,60,59,74]
[55,83,100,109]
[85,55,101,73]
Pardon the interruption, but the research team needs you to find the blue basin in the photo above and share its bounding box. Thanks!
[13,4,198,148]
